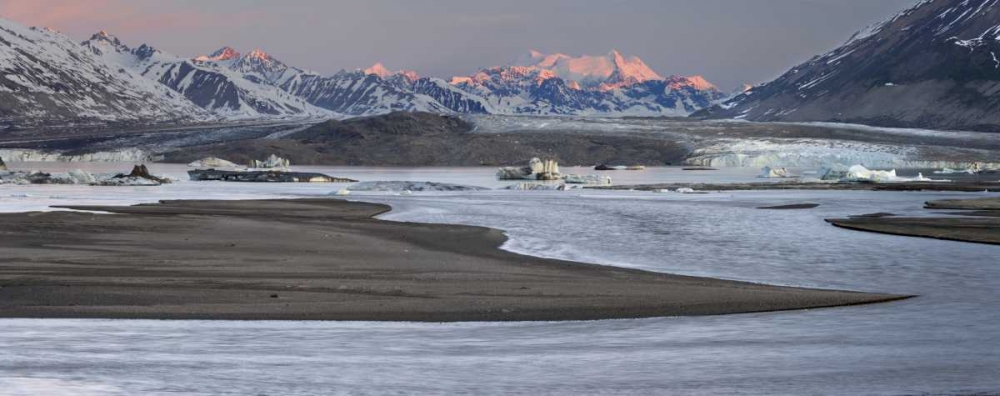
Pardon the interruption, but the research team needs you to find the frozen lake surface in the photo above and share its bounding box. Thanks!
[1,164,998,395]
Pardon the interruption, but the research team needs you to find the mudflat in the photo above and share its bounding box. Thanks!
[0,199,908,321]
[828,197,1000,245]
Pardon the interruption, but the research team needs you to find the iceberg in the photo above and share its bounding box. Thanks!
[189,157,239,168]
[934,163,998,175]
[503,183,576,191]
[934,167,977,175]
[249,154,291,170]
[758,166,792,178]
[497,158,561,181]
[346,181,489,192]
[562,174,612,185]
[66,169,97,185]
[653,188,697,194]
[92,165,171,186]
[594,164,645,171]
[820,164,948,183]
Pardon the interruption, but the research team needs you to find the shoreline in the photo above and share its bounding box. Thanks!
[591,180,1000,193]
[0,199,911,321]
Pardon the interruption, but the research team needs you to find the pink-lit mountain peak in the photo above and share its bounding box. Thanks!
[363,62,393,78]
[245,48,271,61]
[195,46,241,62]
[515,49,664,87]
[679,75,717,91]
[363,62,420,82]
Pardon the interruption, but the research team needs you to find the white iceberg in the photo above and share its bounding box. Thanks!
[497,158,561,181]
[249,154,291,170]
[820,164,948,183]
[758,166,792,178]
[934,167,977,175]
[189,157,239,168]
[66,169,97,185]
[562,174,612,185]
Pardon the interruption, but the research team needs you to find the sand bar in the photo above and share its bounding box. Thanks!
[0,199,909,321]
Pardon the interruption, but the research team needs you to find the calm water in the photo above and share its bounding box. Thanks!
[1,164,998,395]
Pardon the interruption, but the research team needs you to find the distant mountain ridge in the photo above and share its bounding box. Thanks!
[696,0,1000,132]
[0,15,725,127]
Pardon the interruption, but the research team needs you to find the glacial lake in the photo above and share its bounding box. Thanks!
[1,164,999,395]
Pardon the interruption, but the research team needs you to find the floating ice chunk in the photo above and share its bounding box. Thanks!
[676,187,696,194]
[820,164,949,183]
[758,166,792,178]
[248,154,291,170]
[66,169,96,185]
[563,174,612,185]
[503,183,574,191]
[346,181,488,192]
[188,157,239,168]
[934,167,976,175]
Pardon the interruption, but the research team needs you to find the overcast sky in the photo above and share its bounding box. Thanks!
[1,0,919,90]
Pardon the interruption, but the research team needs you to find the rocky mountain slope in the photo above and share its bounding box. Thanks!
[696,0,1000,132]
[0,18,210,128]
[81,33,332,120]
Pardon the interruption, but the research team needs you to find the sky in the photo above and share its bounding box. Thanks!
[0,0,919,91]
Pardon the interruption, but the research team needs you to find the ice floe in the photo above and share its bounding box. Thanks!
[346,181,489,192]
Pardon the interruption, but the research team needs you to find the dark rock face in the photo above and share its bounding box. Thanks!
[696,0,1000,132]
[0,156,6,171]
[106,164,170,185]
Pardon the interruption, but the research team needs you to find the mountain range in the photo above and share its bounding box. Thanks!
[697,0,1000,132]
[0,16,725,128]
[10,0,992,133]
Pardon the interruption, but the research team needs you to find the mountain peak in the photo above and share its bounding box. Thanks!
[195,46,241,62]
[683,75,718,91]
[213,47,241,60]
[512,50,664,89]
[246,48,270,60]
[88,30,121,43]
[364,62,393,78]
[82,30,131,55]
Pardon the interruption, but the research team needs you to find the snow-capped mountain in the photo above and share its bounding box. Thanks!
[514,50,667,90]
[193,47,240,63]
[1,15,724,125]
[83,34,332,119]
[206,48,723,117]
[278,69,452,115]
[0,19,209,128]
[697,0,1000,131]
[446,51,725,116]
